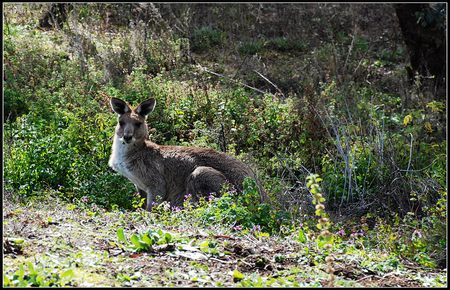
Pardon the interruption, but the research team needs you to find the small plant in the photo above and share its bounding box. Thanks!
[238,40,265,55]
[196,177,289,234]
[190,26,225,52]
[3,262,74,287]
[231,269,244,282]
[199,239,221,256]
[266,37,306,52]
[116,228,175,253]
[306,173,335,287]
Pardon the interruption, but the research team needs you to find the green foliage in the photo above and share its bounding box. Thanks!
[195,178,290,234]
[3,4,447,273]
[266,37,307,52]
[116,228,175,252]
[354,36,369,52]
[306,173,335,286]
[238,39,265,55]
[237,272,305,287]
[317,81,446,223]
[199,240,220,256]
[190,26,225,52]
[4,108,136,209]
[3,24,70,120]
[3,262,74,287]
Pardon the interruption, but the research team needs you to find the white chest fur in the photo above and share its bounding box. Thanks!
[109,136,147,190]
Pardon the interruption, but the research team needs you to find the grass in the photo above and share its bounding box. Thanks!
[3,192,447,287]
[3,5,447,288]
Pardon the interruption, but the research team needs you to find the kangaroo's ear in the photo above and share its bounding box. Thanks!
[110,98,131,115]
[136,98,156,117]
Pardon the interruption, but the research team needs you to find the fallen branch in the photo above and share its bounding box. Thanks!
[209,257,233,264]
[254,70,285,98]
[200,65,270,96]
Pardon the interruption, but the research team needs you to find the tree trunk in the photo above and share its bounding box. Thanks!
[39,3,73,29]
[394,4,446,100]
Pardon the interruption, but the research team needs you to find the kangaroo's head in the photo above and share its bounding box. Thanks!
[110,98,156,145]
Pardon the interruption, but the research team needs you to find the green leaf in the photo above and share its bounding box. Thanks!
[130,234,144,249]
[117,228,127,244]
[148,229,160,241]
[426,101,445,112]
[232,269,244,281]
[36,275,46,286]
[163,232,173,244]
[60,269,74,280]
[403,114,413,126]
[298,229,307,243]
[141,233,154,246]
[27,262,36,275]
[316,237,327,249]
[17,264,25,281]
[11,238,25,245]
[3,274,11,286]
[199,240,212,253]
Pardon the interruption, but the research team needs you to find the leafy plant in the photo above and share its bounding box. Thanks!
[199,240,220,256]
[190,26,225,52]
[116,228,175,252]
[306,173,335,287]
[196,177,290,234]
[266,37,306,52]
[238,39,265,55]
[3,262,74,287]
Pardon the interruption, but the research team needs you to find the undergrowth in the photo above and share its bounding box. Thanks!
[3,3,447,275]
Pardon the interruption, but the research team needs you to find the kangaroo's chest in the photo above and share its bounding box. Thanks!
[109,140,148,190]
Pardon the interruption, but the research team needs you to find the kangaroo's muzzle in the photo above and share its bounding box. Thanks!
[123,135,133,143]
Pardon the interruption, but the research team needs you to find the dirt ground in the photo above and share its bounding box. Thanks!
[3,195,447,287]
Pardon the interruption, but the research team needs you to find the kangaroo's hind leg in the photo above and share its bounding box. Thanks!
[135,186,148,209]
[186,166,228,202]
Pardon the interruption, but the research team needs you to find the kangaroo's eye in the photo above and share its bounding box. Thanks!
[134,122,142,128]
[119,121,125,127]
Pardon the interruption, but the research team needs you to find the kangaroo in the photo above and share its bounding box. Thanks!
[108,97,264,211]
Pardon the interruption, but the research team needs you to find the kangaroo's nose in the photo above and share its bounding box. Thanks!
[123,135,132,142]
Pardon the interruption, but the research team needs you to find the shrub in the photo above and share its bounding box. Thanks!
[315,81,446,217]
[196,178,291,234]
[190,26,225,52]
[237,40,265,55]
[266,37,306,52]
[4,105,136,209]
[3,24,71,120]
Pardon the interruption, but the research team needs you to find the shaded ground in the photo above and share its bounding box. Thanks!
[3,194,447,287]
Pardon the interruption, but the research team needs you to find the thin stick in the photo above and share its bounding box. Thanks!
[406,133,413,172]
[201,66,269,95]
[253,70,285,98]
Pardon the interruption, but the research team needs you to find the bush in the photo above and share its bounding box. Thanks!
[190,26,225,52]
[4,107,136,209]
[237,40,265,55]
[196,178,291,234]
[266,37,307,52]
[313,80,446,218]
[3,24,70,120]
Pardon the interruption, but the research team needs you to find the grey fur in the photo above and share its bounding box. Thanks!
[108,97,262,211]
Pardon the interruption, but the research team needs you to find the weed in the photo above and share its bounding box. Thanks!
[191,26,225,52]
[116,228,176,253]
[238,39,265,55]
[306,173,335,287]
[3,262,75,287]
